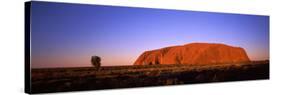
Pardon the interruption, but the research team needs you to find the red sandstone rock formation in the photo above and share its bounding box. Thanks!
[134,43,250,65]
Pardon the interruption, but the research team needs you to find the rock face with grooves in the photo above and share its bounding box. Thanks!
[134,43,250,65]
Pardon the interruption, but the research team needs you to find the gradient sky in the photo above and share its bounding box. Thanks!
[30,1,269,68]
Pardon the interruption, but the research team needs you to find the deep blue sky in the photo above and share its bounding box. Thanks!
[31,1,269,68]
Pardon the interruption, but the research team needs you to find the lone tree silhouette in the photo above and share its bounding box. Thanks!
[91,56,101,71]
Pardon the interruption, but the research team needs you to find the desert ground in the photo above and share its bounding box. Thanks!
[31,60,269,93]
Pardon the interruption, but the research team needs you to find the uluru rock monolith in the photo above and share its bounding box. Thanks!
[134,43,250,65]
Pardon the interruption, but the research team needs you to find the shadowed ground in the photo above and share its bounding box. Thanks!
[31,60,269,93]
